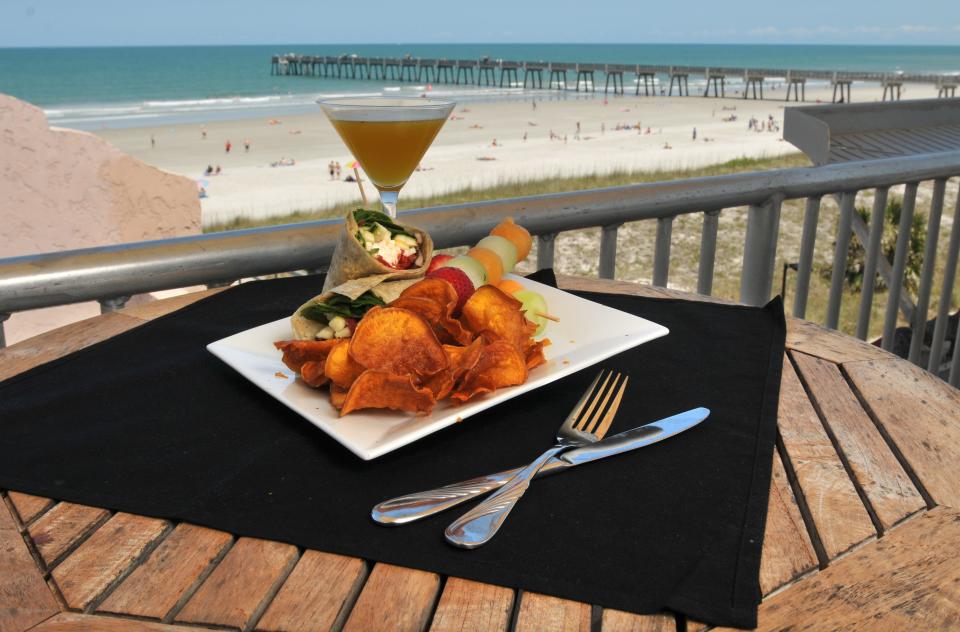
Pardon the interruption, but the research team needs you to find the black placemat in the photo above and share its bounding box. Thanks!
[0,271,784,628]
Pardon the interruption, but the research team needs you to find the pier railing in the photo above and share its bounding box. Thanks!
[1,152,959,384]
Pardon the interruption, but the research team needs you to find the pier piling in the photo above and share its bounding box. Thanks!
[704,70,726,98]
[744,73,764,99]
[668,70,689,96]
[635,71,656,96]
[548,65,570,90]
[500,62,520,88]
[523,64,545,89]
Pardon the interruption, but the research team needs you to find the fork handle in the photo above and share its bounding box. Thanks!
[444,446,566,549]
[372,466,524,525]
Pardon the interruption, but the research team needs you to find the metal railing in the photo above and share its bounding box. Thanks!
[1,152,959,385]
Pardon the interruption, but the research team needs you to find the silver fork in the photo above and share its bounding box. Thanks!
[445,370,628,549]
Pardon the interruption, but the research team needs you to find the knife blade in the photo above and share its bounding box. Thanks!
[372,407,710,525]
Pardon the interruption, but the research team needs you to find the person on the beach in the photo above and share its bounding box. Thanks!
[215,165,221,175]
[532,100,537,111]
[328,161,335,180]
[201,128,207,140]
[692,127,697,140]
[204,165,213,175]
[601,122,605,135]
[150,134,155,149]
[225,140,232,154]
[335,162,341,179]
[522,132,527,142]
[244,139,251,153]
[491,138,498,147]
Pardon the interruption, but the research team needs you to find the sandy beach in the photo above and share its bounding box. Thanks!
[95,83,942,227]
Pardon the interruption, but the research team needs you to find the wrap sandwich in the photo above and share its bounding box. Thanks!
[321,209,434,295]
[291,278,419,341]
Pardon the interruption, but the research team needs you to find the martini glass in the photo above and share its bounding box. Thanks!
[319,96,454,218]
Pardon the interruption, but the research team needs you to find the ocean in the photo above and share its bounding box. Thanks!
[1,44,958,130]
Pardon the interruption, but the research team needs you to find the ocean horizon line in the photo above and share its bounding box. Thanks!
[5,42,960,51]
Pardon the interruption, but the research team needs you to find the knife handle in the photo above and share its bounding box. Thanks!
[372,467,523,525]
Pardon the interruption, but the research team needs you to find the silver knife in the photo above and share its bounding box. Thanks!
[372,407,710,525]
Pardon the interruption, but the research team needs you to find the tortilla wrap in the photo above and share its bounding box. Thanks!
[321,210,433,296]
[291,278,420,340]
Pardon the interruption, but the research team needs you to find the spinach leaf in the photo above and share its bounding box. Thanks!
[353,208,414,239]
[299,291,386,322]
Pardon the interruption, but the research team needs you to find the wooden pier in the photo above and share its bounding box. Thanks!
[270,55,960,102]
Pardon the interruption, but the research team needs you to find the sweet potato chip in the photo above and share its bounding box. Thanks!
[451,339,528,403]
[421,368,455,400]
[274,339,339,373]
[389,296,452,344]
[330,384,348,410]
[398,279,473,345]
[340,370,437,416]
[399,277,458,308]
[525,339,550,370]
[443,338,484,382]
[349,307,448,376]
[460,285,536,350]
[299,360,329,388]
[324,340,366,389]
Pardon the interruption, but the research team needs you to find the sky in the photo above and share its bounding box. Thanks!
[2,0,960,47]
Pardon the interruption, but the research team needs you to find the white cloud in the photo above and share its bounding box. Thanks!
[900,24,942,33]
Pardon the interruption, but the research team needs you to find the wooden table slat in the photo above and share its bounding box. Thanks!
[758,451,818,595]
[341,564,441,632]
[600,610,675,631]
[776,358,876,559]
[98,523,232,620]
[792,352,925,530]
[714,508,959,631]
[50,512,169,610]
[6,492,54,525]
[783,319,894,364]
[429,577,514,632]
[255,550,365,632]
[514,592,591,632]
[28,502,111,567]
[29,612,223,631]
[0,312,145,382]
[0,502,60,632]
[174,536,298,630]
[844,358,960,508]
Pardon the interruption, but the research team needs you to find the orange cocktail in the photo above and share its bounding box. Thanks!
[320,97,454,217]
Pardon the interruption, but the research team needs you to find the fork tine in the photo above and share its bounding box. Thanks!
[591,375,628,439]
[575,371,612,430]
[581,372,622,434]
[562,371,604,430]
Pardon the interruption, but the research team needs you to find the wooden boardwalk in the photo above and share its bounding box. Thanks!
[2,276,959,631]
[271,54,960,101]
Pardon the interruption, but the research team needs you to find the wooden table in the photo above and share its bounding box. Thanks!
[2,276,959,632]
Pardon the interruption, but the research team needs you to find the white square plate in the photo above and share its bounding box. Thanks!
[207,275,668,460]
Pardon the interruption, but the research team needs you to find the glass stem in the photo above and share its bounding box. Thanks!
[379,190,399,218]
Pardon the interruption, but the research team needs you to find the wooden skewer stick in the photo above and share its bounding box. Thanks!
[353,167,368,206]
[535,311,560,322]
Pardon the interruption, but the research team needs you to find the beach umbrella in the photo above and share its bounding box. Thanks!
[347,161,361,170]
[196,179,210,188]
